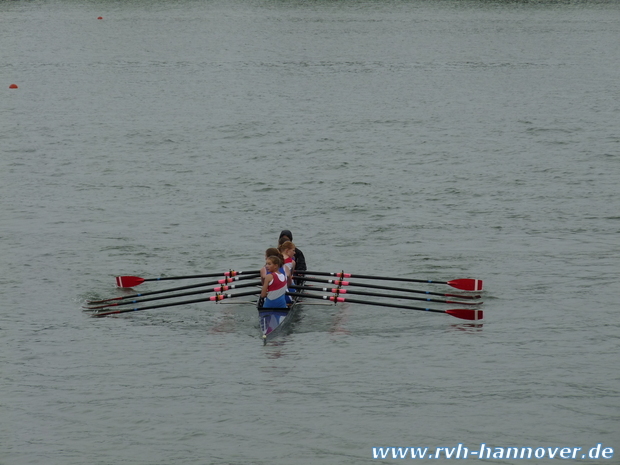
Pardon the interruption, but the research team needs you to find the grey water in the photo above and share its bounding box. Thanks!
[1,0,619,463]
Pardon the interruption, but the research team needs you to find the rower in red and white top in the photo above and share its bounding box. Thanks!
[278,241,296,280]
[260,256,288,308]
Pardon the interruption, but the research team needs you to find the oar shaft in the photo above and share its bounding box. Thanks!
[141,270,259,282]
[86,281,260,310]
[290,285,479,305]
[92,289,260,317]
[292,292,483,320]
[298,276,480,299]
[301,270,447,284]
[304,271,438,284]
[293,292,447,314]
[298,271,483,291]
[89,274,260,304]
[115,270,261,288]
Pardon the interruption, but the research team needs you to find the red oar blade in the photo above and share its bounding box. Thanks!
[446,309,484,321]
[115,276,146,288]
[447,279,483,291]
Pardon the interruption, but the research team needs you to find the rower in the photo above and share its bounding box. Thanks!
[278,240,297,300]
[260,247,282,284]
[278,240,296,275]
[278,230,307,284]
[259,256,288,309]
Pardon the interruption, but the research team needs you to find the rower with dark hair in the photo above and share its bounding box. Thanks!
[260,247,284,285]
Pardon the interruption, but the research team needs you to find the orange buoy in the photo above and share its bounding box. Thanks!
[9,84,18,89]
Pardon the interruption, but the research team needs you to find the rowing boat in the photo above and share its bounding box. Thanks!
[258,289,304,345]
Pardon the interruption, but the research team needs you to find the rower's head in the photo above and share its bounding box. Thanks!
[266,255,283,271]
[265,247,282,260]
[279,230,293,242]
[278,241,295,257]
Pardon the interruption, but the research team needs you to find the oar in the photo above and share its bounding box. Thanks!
[299,276,481,299]
[293,292,483,321]
[91,289,260,317]
[290,285,482,306]
[87,274,260,304]
[297,271,483,291]
[84,281,261,310]
[115,270,260,288]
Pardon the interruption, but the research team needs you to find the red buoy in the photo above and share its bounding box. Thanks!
[9,84,18,89]
[97,16,103,20]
